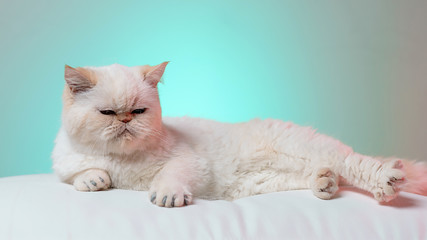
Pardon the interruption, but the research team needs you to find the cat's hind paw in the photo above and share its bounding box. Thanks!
[373,159,406,202]
[73,169,111,192]
[311,168,339,200]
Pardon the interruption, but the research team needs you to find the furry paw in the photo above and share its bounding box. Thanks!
[149,181,193,208]
[373,160,405,202]
[73,169,111,192]
[311,168,338,200]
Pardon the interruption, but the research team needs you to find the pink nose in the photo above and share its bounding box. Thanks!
[121,118,132,123]
[118,113,132,123]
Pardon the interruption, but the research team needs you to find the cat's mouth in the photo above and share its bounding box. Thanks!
[117,128,134,139]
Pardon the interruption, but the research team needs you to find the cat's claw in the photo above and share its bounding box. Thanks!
[73,169,111,192]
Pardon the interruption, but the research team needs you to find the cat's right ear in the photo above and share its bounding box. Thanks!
[64,65,95,94]
[143,61,169,87]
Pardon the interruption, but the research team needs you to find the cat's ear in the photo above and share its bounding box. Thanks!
[64,65,96,94]
[143,61,169,87]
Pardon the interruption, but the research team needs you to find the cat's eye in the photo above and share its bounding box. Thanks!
[131,108,147,114]
[100,110,116,115]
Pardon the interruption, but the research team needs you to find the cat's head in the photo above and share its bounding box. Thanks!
[62,62,169,155]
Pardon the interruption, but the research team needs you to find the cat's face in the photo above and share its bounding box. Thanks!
[62,62,168,154]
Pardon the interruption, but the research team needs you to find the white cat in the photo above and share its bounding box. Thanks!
[52,62,427,207]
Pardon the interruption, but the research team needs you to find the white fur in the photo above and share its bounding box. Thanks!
[52,63,425,207]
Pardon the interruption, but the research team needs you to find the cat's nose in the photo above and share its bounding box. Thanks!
[121,118,132,123]
[118,113,132,123]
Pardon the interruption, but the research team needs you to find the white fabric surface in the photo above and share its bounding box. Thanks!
[0,174,426,240]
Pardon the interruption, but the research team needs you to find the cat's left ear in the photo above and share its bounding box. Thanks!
[143,61,169,87]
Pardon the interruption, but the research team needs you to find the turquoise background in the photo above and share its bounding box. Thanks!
[1,1,426,177]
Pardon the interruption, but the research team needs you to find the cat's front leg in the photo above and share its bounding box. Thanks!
[149,174,193,208]
[73,169,112,192]
[52,149,112,192]
[148,152,206,208]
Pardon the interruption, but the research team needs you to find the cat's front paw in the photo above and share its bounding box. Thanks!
[149,181,193,208]
[373,160,406,202]
[73,169,111,192]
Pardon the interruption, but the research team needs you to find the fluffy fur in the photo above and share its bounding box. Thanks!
[52,62,427,207]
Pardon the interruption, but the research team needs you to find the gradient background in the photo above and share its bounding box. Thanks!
[0,1,426,177]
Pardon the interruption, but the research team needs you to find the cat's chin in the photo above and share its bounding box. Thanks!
[112,137,142,155]
[110,134,158,155]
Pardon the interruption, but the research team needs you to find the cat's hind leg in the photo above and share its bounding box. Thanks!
[340,153,405,202]
[310,167,339,200]
[372,159,406,202]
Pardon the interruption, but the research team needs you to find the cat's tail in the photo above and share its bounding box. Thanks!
[401,159,427,196]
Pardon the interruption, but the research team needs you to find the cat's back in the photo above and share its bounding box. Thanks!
[163,116,232,145]
[162,116,298,156]
[162,116,347,161]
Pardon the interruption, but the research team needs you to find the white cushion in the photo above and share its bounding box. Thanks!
[0,174,426,239]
